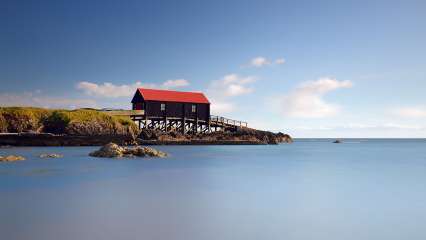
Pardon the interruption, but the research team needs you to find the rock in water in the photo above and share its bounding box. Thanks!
[39,153,64,158]
[0,155,26,162]
[333,139,342,143]
[132,146,167,158]
[89,143,125,158]
[89,143,167,158]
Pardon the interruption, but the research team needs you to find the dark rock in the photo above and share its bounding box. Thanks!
[137,128,293,145]
[39,153,64,158]
[333,139,342,143]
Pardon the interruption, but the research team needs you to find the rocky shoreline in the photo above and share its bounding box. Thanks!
[0,128,292,146]
[0,107,292,147]
[137,128,293,145]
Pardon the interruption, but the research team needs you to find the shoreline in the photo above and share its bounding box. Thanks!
[0,107,293,146]
[0,133,276,146]
[0,133,133,147]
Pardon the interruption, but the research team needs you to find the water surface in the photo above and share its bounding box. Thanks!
[1,139,426,240]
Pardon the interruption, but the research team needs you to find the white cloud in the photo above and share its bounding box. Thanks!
[293,123,425,131]
[207,74,257,115]
[161,79,189,88]
[77,81,145,98]
[278,77,353,118]
[245,56,285,68]
[0,92,97,109]
[210,101,235,115]
[209,74,256,97]
[250,57,270,67]
[392,106,426,118]
[76,79,190,98]
[275,58,286,64]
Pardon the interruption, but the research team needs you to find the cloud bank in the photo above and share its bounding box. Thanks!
[0,92,97,109]
[392,106,426,118]
[76,79,190,98]
[208,74,256,114]
[278,77,353,118]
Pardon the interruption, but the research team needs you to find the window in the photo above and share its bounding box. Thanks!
[161,103,166,111]
[191,104,196,113]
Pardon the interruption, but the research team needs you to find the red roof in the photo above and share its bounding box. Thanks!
[137,88,210,104]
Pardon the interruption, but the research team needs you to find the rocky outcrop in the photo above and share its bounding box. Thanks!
[0,155,25,162]
[39,153,64,158]
[89,143,167,158]
[137,128,293,145]
[0,129,292,146]
[333,139,342,143]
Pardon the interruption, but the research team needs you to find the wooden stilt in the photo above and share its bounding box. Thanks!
[182,118,186,134]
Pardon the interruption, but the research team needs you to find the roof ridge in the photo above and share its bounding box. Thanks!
[137,87,203,94]
[136,88,210,104]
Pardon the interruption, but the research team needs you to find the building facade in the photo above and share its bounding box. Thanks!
[131,88,210,121]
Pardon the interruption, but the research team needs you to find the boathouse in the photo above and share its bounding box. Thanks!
[128,88,247,133]
[131,88,210,121]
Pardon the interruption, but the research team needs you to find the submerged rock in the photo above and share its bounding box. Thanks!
[39,153,64,158]
[89,142,167,158]
[132,146,167,157]
[333,139,342,143]
[0,155,25,162]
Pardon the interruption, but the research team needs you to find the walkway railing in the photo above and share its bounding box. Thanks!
[210,115,248,128]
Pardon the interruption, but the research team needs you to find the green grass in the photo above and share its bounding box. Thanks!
[0,107,138,135]
[0,107,50,132]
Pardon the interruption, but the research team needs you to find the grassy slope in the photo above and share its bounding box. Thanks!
[0,107,138,136]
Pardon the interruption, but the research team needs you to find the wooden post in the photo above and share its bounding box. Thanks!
[182,118,186,134]
[144,103,148,129]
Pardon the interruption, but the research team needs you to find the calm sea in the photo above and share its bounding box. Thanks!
[1,139,426,240]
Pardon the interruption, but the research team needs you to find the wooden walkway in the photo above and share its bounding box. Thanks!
[103,110,247,133]
[209,115,247,129]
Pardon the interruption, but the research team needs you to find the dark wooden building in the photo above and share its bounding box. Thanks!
[129,88,247,133]
[131,88,210,121]
[131,88,212,133]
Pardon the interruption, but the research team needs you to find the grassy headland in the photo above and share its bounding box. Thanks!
[0,107,138,136]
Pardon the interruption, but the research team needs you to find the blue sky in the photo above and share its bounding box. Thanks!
[1,0,426,137]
